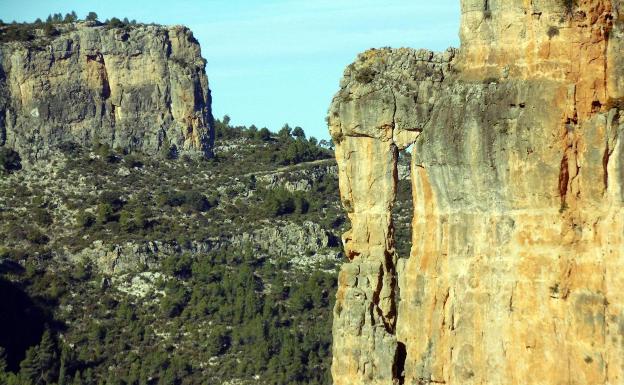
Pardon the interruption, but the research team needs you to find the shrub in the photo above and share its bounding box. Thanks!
[133,206,151,229]
[96,203,115,224]
[162,144,178,160]
[355,67,377,84]
[119,210,136,232]
[58,141,79,155]
[294,194,310,214]
[72,261,92,280]
[182,191,211,212]
[161,284,189,318]
[0,147,21,173]
[158,190,213,212]
[547,26,559,39]
[25,226,49,245]
[76,212,96,228]
[162,253,193,278]
[34,208,53,226]
[207,326,231,356]
[108,17,125,28]
[264,189,295,216]
[278,139,329,165]
[0,25,35,42]
[124,154,144,168]
[93,142,118,163]
[43,23,59,37]
[99,191,124,210]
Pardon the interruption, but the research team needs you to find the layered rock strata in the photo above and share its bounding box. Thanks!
[329,1,624,384]
[0,22,214,160]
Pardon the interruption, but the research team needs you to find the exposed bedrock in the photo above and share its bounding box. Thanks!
[0,23,214,160]
[329,1,624,384]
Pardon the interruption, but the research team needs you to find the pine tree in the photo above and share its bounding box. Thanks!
[278,124,292,141]
[58,347,68,385]
[19,347,38,385]
[71,370,82,385]
[292,126,306,140]
[37,329,59,384]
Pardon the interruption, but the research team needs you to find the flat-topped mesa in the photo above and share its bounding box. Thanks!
[0,22,214,160]
[329,1,624,385]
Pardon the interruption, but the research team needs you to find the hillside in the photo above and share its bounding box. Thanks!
[0,116,413,385]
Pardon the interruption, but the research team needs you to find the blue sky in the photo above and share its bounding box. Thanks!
[1,0,460,140]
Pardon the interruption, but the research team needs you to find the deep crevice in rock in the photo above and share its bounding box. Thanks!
[394,146,414,258]
[393,341,407,384]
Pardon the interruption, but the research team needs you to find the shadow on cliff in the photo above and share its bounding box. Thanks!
[0,273,58,371]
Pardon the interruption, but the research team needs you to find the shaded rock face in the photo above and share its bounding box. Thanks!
[329,1,624,384]
[0,23,214,160]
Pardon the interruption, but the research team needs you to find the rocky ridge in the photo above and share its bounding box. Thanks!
[0,21,214,160]
[329,1,624,384]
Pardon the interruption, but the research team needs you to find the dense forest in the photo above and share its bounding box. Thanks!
[0,118,342,385]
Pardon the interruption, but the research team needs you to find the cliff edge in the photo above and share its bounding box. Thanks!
[0,22,214,160]
[329,1,624,384]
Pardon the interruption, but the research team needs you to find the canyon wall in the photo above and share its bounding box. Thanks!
[0,22,214,160]
[329,1,624,384]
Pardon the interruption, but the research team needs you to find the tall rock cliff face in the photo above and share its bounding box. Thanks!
[329,1,624,384]
[0,22,214,160]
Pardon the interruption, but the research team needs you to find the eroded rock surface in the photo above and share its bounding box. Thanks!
[329,1,624,384]
[0,22,214,160]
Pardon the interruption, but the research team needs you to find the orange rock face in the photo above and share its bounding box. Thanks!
[329,1,624,384]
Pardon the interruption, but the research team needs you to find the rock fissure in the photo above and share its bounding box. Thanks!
[330,1,624,384]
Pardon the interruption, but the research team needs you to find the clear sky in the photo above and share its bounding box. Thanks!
[1,0,460,140]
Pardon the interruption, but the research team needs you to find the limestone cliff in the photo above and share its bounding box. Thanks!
[0,22,214,160]
[329,1,624,384]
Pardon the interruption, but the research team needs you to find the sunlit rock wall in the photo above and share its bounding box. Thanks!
[329,1,624,384]
[0,23,214,160]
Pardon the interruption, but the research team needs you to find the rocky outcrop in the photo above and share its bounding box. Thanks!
[0,22,214,160]
[257,161,338,192]
[329,1,624,384]
[72,220,339,275]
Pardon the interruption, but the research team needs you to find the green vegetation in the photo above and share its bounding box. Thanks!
[0,11,138,43]
[215,119,332,166]
[0,117,351,384]
[1,250,336,384]
[354,67,377,84]
[0,148,21,173]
